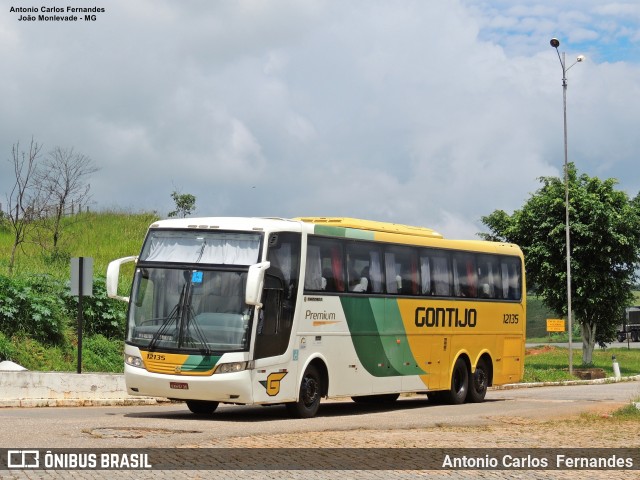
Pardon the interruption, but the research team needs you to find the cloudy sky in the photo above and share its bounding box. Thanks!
[1,0,639,239]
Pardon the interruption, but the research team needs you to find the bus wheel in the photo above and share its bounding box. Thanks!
[186,400,219,414]
[351,394,400,404]
[286,364,322,418]
[446,357,469,405]
[467,358,489,403]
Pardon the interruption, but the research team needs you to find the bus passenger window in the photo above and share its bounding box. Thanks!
[499,258,521,300]
[346,242,382,294]
[305,238,344,293]
[477,255,500,299]
[453,253,477,298]
[304,245,324,291]
[431,254,451,296]
[386,246,418,295]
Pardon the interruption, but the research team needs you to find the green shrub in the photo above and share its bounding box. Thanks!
[0,332,16,361]
[82,334,123,372]
[63,276,127,339]
[0,275,68,344]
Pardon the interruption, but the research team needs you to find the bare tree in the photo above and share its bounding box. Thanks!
[36,146,99,249]
[5,138,45,274]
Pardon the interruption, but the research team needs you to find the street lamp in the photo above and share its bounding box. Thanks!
[550,38,584,376]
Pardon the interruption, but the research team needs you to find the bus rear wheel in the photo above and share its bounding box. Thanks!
[286,364,322,418]
[446,357,469,405]
[467,358,489,403]
[186,400,219,414]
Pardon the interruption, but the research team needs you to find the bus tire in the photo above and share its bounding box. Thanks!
[286,364,322,418]
[632,331,639,342]
[446,357,469,405]
[186,400,219,414]
[351,394,400,404]
[467,358,489,403]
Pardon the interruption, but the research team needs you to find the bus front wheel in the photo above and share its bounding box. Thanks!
[286,364,322,418]
[186,400,219,414]
[446,357,469,405]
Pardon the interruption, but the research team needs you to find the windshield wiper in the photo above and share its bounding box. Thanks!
[182,306,212,356]
[147,282,186,351]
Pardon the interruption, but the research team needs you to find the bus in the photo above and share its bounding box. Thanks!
[106,216,525,418]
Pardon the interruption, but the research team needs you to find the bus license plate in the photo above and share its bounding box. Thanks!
[170,382,189,390]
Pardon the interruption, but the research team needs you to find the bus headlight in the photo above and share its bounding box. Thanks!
[125,354,144,368]
[215,362,247,374]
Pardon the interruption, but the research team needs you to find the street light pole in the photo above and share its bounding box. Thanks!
[550,38,583,376]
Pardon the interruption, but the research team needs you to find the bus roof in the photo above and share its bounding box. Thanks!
[296,217,444,239]
[145,216,521,257]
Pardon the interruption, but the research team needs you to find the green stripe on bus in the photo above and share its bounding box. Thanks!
[314,225,375,240]
[382,299,426,375]
[182,355,220,372]
[340,297,400,377]
[340,297,425,377]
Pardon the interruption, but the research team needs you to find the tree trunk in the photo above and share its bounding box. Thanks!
[581,322,597,365]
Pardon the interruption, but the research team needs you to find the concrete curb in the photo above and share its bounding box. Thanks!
[492,374,640,390]
[0,371,162,408]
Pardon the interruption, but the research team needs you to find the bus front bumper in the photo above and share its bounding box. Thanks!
[124,364,254,404]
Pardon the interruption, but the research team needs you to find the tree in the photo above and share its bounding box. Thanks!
[481,164,640,364]
[36,146,98,249]
[5,139,46,274]
[168,190,196,218]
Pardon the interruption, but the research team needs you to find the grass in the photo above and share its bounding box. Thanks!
[0,210,158,279]
[611,399,640,420]
[523,345,640,383]
[0,332,123,372]
[0,210,157,373]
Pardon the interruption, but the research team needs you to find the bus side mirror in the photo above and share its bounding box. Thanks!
[106,256,138,302]
[245,261,271,307]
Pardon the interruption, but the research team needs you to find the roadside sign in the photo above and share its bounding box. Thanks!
[70,257,94,374]
[546,318,565,333]
[70,257,93,297]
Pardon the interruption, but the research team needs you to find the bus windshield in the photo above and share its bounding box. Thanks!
[127,267,252,353]
[127,230,262,353]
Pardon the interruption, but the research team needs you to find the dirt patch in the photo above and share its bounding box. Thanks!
[525,345,558,355]
[193,412,639,449]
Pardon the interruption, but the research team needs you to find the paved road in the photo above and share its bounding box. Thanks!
[1,380,638,479]
[0,380,638,449]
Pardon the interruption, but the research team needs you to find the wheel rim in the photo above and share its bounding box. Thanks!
[301,374,319,408]
[474,367,487,392]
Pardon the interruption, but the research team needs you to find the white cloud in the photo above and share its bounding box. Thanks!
[1,0,639,237]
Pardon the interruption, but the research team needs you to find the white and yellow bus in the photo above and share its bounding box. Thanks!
[107,217,525,418]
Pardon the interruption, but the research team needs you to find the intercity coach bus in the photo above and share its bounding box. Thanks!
[107,217,525,418]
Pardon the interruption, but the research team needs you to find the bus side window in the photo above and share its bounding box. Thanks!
[500,258,522,300]
[304,245,324,291]
[305,238,344,293]
[431,253,451,296]
[477,255,500,299]
[453,253,477,298]
[346,242,377,293]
